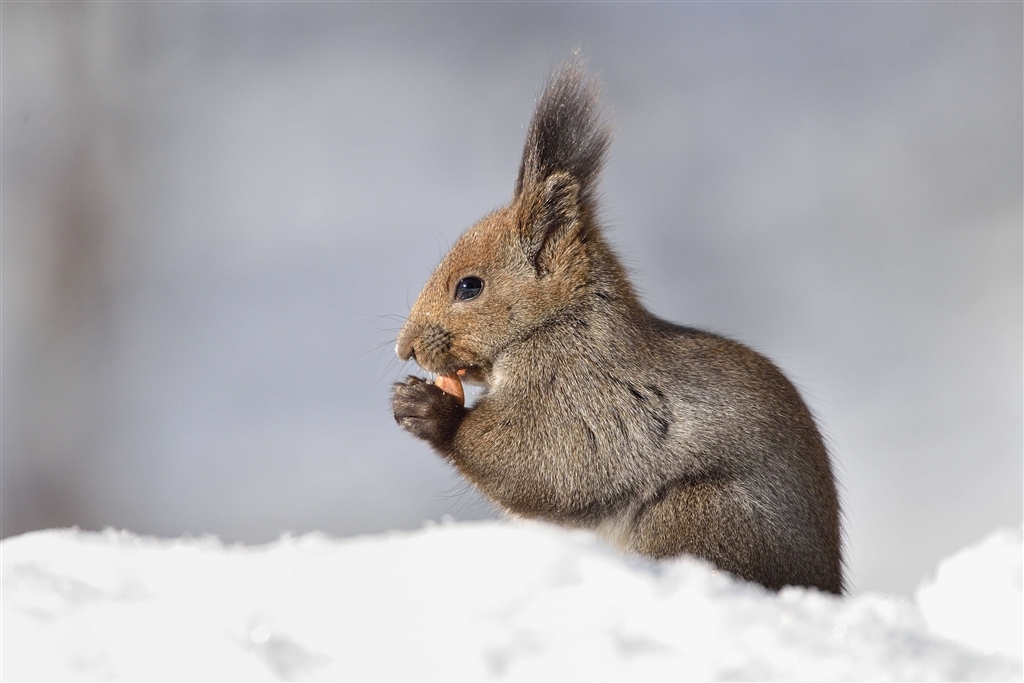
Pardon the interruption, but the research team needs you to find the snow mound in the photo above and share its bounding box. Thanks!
[916,526,1023,660]
[3,521,1021,681]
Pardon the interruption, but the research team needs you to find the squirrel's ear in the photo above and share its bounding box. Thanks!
[522,172,582,275]
[514,52,610,208]
[514,52,610,277]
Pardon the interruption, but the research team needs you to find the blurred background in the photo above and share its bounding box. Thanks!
[3,3,1020,596]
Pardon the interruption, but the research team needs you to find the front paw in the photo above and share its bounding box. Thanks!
[392,376,465,448]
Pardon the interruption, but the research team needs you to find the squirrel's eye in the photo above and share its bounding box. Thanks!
[455,276,484,302]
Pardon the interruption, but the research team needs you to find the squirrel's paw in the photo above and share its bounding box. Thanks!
[392,376,465,448]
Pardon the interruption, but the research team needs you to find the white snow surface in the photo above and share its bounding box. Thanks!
[2,521,1021,681]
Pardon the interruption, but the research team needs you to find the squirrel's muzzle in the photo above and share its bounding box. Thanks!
[396,325,416,362]
[397,317,458,373]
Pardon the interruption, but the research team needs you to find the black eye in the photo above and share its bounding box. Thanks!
[455,276,484,301]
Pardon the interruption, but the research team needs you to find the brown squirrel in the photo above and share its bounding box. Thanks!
[392,56,843,594]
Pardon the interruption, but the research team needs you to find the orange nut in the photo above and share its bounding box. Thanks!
[435,372,465,407]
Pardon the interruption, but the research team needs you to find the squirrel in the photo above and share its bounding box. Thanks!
[392,55,843,594]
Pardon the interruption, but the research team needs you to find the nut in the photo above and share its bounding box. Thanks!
[435,372,465,407]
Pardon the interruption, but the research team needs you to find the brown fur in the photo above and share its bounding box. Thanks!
[392,55,843,593]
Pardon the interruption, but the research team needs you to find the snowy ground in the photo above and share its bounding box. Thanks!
[2,521,1021,681]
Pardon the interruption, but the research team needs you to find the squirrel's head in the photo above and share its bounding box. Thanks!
[396,54,613,386]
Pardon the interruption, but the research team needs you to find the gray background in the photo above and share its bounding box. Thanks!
[3,2,1020,595]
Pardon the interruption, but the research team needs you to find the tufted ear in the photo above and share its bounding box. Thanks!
[522,172,582,276]
[515,54,609,205]
[514,52,610,277]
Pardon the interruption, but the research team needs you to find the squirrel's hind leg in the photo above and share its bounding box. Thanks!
[628,479,799,592]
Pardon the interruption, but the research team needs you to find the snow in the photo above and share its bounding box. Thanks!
[917,527,1023,661]
[2,521,1021,681]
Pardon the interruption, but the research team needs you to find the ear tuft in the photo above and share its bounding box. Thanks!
[515,51,611,206]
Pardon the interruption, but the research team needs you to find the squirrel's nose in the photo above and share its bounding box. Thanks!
[396,326,416,362]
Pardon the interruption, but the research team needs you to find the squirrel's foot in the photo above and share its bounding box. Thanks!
[392,376,465,451]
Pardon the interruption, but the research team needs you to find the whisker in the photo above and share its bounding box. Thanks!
[364,314,409,326]
[432,228,452,260]
[347,338,399,360]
